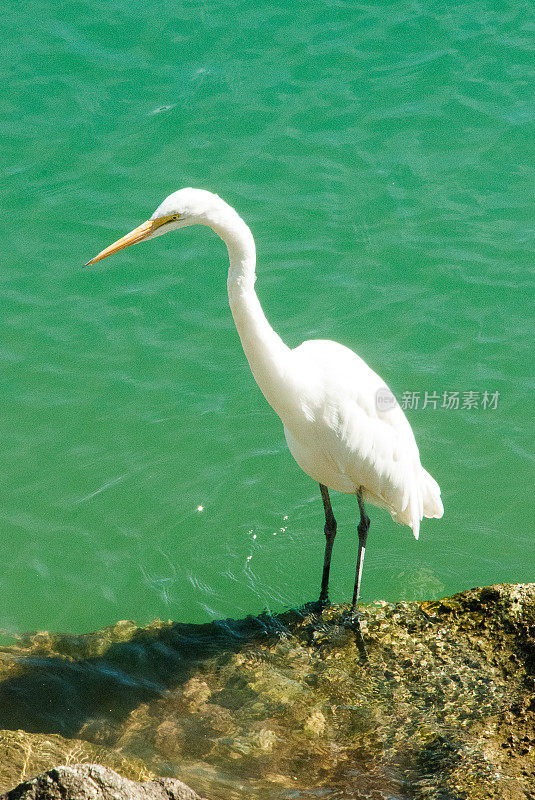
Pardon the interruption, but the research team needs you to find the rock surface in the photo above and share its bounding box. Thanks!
[1,764,207,800]
[0,583,534,799]
[0,729,154,796]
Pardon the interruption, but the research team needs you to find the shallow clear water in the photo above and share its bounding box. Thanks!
[0,0,533,637]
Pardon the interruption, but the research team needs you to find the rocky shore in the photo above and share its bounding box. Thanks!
[2,764,206,800]
[0,583,534,799]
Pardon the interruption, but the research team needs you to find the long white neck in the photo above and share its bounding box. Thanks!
[208,208,293,421]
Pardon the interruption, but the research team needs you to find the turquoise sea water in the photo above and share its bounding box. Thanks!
[1,0,533,637]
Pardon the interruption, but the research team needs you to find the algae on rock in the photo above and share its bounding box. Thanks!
[0,584,534,799]
[0,729,154,794]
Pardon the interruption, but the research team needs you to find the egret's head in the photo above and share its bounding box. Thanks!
[85,188,226,266]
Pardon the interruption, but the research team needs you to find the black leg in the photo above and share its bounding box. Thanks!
[350,488,370,618]
[319,483,337,605]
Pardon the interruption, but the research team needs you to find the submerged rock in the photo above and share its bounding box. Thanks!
[2,764,207,800]
[0,584,534,799]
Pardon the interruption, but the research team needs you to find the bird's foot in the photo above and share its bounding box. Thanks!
[344,609,368,660]
[346,606,363,625]
[306,597,330,616]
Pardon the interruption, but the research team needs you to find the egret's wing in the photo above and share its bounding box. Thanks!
[290,340,443,535]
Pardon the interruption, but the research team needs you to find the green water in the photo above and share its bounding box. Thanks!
[1,0,533,637]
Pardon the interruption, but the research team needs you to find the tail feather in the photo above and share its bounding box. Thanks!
[379,468,443,540]
[402,470,423,541]
[422,468,444,519]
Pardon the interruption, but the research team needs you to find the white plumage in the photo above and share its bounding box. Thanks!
[86,188,444,612]
[283,339,443,539]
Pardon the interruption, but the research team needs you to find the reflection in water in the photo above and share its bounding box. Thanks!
[0,585,534,799]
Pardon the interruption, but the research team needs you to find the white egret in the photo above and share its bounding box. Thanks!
[86,188,443,616]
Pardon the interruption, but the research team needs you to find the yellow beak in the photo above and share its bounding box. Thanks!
[85,217,168,266]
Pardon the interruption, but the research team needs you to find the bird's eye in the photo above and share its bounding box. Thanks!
[171,213,181,221]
